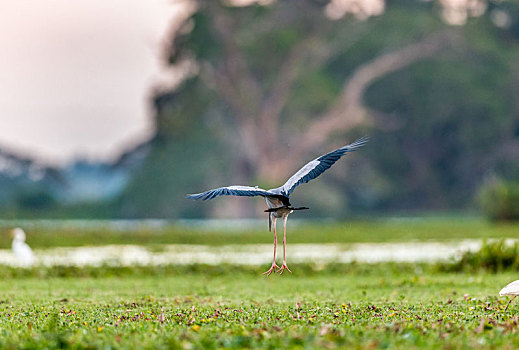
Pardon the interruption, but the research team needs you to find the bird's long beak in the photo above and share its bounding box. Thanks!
[292,207,309,211]
[264,206,310,212]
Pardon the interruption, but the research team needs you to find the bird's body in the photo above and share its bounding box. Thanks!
[188,137,368,275]
[500,279,519,311]
[11,228,34,267]
[265,196,292,222]
[265,196,286,211]
[500,280,519,296]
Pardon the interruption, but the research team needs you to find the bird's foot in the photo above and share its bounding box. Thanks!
[263,263,281,276]
[278,263,292,275]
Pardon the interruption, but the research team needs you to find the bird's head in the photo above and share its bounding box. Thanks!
[11,227,26,241]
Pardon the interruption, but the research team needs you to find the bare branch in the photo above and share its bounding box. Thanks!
[255,24,367,166]
[293,32,454,156]
[258,23,370,136]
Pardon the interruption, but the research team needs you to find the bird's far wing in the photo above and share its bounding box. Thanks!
[280,136,368,196]
[187,185,272,201]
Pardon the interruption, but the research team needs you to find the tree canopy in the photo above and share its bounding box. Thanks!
[119,0,519,218]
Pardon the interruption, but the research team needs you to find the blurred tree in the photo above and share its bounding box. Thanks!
[129,0,453,217]
[120,0,519,218]
[168,0,456,181]
[15,189,56,211]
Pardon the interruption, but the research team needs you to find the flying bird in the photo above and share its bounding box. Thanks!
[500,279,519,311]
[187,136,368,275]
[11,227,35,267]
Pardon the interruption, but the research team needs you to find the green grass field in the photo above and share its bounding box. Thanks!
[1,264,519,349]
[1,218,519,349]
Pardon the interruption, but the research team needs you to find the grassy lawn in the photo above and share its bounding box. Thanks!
[0,219,518,348]
[0,218,517,249]
[1,264,519,349]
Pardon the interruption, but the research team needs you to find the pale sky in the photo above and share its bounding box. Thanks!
[0,0,181,165]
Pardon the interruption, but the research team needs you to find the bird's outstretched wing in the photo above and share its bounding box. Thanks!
[280,136,368,196]
[187,185,272,200]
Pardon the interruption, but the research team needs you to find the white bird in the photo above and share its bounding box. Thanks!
[11,227,35,267]
[500,280,519,311]
[187,137,368,275]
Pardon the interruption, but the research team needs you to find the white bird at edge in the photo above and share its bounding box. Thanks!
[187,136,368,276]
[500,280,519,311]
[11,227,35,267]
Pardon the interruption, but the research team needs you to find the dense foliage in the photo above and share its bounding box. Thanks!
[439,239,519,272]
[478,179,519,221]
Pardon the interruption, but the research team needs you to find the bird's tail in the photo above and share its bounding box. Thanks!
[268,213,272,232]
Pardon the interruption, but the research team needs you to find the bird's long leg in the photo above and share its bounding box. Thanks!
[278,216,292,274]
[263,216,280,276]
[505,296,517,311]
